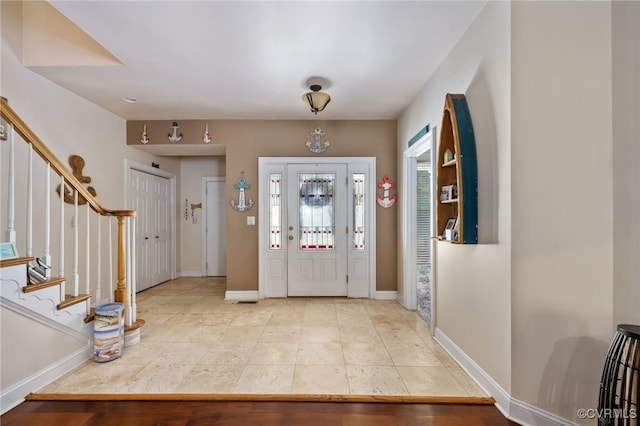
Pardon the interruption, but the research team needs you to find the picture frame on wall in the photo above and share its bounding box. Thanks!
[0,242,18,260]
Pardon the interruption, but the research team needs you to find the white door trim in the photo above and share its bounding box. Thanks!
[201,177,226,276]
[124,159,177,281]
[258,157,376,299]
[401,128,435,330]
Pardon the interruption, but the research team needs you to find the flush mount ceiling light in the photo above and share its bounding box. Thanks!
[123,96,138,104]
[302,77,331,115]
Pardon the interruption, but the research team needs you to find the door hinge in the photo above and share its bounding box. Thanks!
[346,226,349,234]
[346,275,349,284]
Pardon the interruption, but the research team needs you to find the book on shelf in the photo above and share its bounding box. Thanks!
[27,265,47,284]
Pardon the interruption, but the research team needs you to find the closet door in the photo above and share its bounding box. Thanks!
[130,169,172,291]
[130,169,152,291]
[151,174,171,285]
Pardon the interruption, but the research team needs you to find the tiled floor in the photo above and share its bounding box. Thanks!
[38,277,486,397]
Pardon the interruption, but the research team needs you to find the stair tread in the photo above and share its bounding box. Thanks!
[23,277,66,293]
[57,294,91,310]
[0,256,34,268]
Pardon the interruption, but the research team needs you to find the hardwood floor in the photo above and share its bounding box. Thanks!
[2,398,520,426]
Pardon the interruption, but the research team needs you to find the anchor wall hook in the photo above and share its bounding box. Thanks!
[203,124,212,144]
[140,124,150,144]
[306,127,330,154]
[376,175,397,208]
[230,177,254,212]
[167,121,183,143]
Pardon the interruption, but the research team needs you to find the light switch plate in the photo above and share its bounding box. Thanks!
[247,216,256,226]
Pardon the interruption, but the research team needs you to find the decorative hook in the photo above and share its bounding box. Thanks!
[167,121,183,143]
[306,127,330,154]
[376,175,397,208]
[203,124,212,144]
[140,124,150,144]
[230,177,254,212]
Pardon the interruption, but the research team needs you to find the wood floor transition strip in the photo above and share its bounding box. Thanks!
[27,393,495,405]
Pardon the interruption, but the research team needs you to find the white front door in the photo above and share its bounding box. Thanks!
[286,163,347,296]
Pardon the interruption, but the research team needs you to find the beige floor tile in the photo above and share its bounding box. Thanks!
[300,325,340,342]
[176,365,243,393]
[259,325,302,342]
[385,342,444,367]
[339,325,382,343]
[37,278,486,399]
[292,365,349,394]
[199,342,256,365]
[217,325,264,343]
[129,361,195,393]
[343,342,393,366]
[346,366,408,395]
[248,342,299,365]
[296,342,345,365]
[397,366,467,396]
[152,342,212,365]
[448,366,487,396]
[234,365,295,394]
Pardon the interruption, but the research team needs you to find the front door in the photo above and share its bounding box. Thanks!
[286,163,347,296]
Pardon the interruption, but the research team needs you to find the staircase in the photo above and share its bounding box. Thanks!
[0,97,143,413]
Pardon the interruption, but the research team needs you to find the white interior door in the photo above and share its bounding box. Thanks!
[130,169,152,291]
[129,169,171,291]
[287,163,347,296]
[151,174,171,285]
[204,179,226,276]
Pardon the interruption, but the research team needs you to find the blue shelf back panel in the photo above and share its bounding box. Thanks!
[451,97,478,244]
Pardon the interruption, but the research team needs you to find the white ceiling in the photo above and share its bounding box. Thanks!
[37,1,486,121]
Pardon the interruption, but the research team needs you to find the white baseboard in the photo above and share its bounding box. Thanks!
[0,344,90,415]
[434,328,575,426]
[179,270,203,277]
[375,291,397,300]
[225,290,260,301]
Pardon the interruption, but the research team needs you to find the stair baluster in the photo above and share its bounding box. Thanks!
[5,123,15,244]
[44,163,51,278]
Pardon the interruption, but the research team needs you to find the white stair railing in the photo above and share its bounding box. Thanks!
[1,97,141,343]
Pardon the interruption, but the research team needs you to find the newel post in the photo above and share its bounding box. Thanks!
[114,215,128,307]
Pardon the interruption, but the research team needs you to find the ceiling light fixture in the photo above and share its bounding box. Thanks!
[302,78,331,115]
[123,96,138,104]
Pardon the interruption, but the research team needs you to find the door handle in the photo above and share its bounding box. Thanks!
[144,237,149,240]
[288,235,294,241]
[155,236,159,239]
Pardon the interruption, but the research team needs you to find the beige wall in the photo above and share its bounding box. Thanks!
[398,1,511,391]
[612,0,640,329]
[128,120,397,292]
[511,2,615,423]
[179,157,226,275]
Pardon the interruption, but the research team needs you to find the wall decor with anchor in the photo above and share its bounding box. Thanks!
[230,176,254,212]
[56,155,97,204]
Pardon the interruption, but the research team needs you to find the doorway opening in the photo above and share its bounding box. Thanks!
[401,128,435,331]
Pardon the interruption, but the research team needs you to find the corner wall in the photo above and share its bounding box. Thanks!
[397,1,511,392]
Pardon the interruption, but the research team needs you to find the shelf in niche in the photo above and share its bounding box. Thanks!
[441,198,458,204]
[442,159,457,168]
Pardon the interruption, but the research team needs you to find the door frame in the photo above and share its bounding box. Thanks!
[201,177,226,276]
[258,157,376,299]
[401,128,436,332]
[124,160,177,284]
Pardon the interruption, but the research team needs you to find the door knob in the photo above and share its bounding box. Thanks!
[289,226,294,231]
[288,235,294,240]
[144,237,149,240]
[155,236,159,239]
